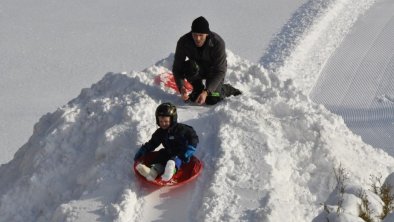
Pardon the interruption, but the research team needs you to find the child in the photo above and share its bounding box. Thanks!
[134,102,199,181]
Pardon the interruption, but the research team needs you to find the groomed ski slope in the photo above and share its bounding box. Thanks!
[310,0,394,153]
[1,0,394,221]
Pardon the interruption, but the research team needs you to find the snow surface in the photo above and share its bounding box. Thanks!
[0,0,306,163]
[1,0,394,221]
[310,0,394,153]
[1,51,394,222]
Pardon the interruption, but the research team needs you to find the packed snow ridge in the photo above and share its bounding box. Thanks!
[261,0,376,93]
[1,0,394,221]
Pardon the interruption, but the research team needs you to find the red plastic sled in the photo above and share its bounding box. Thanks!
[133,151,203,187]
[154,72,193,93]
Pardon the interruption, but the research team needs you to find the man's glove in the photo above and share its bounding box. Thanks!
[184,145,196,163]
[134,147,147,161]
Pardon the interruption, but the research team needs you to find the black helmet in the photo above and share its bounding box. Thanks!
[155,102,177,126]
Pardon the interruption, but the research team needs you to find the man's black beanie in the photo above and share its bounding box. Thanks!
[191,16,210,34]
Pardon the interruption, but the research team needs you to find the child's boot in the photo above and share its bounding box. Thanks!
[136,163,151,178]
[146,167,159,181]
[161,160,176,181]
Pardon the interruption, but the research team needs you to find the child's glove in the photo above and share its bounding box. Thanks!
[134,147,147,161]
[183,145,196,163]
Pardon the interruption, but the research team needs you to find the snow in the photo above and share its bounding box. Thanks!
[0,0,305,163]
[310,0,394,153]
[1,0,394,222]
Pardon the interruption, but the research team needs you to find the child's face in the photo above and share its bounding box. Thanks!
[158,116,171,129]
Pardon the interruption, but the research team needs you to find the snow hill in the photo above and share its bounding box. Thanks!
[0,51,393,222]
[1,0,394,221]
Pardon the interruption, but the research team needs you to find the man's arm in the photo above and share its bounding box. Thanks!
[172,38,187,93]
[205,37,227,93]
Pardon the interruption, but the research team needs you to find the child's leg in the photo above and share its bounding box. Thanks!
[136,163,152,177]
[140,149,170,181]
[146,164,164,181]
[173,156,182,170]
[161,156,182,181]
[136,162,165,181]
[151,149,172,165]
[140,150,184,181]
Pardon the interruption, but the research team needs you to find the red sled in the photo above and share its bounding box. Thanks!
[154,72,193,93]
[133,151,203,187]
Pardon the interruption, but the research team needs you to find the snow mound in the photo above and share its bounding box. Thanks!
[0,51,393,221]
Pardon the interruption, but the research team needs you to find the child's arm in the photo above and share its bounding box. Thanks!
[181,126,199,162]
[186,126,199,147]
[134,130,162,161]
[141,130,162,152]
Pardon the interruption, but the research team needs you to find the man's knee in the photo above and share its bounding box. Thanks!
[205,92,223,105]
[183,60,200,81]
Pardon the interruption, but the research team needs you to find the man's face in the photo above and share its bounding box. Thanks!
[192,33,208,47]
[158,116,171,129]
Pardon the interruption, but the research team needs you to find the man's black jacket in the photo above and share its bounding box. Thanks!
[172,31,227,93]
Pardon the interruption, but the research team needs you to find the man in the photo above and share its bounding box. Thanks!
[172,16,241,105]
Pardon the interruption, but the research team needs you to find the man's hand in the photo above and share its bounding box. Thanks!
[196,90,208,105]
[180,87,189,101]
